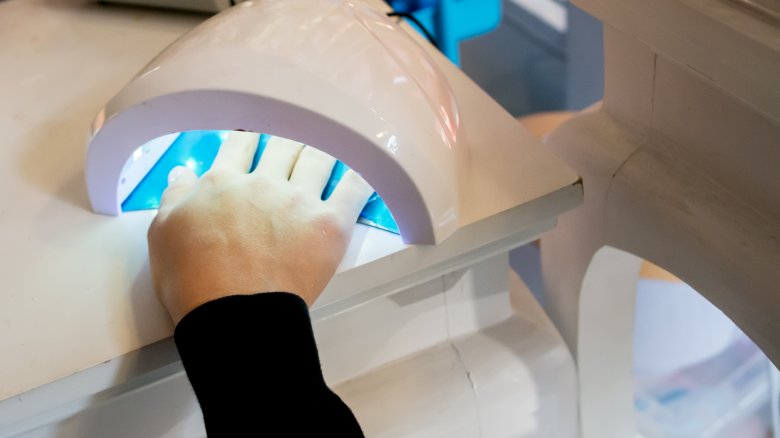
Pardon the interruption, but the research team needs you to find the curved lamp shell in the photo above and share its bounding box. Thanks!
[85,0,464,244]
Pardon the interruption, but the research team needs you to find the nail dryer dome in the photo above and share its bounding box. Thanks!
[85,0,465,244]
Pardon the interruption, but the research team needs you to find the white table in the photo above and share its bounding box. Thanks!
[0,0,581,433]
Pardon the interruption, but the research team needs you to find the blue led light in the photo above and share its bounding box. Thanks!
[121,131,400,235]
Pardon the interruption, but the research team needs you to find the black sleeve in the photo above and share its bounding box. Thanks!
[174,292,364,437]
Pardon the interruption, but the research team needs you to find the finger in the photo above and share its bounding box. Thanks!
[253,136,304,180]
[159,165,197,211]
[289,147,337,197]
[210,131,260,173]
[326,169,374,223]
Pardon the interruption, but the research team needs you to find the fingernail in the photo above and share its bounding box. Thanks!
[168,166,187,184]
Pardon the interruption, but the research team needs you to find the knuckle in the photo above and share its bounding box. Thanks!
[147,214,164,241]
[316,209,346,235]
[159,187,178,205]
[201,170,229,185]
[147,222,157,242]
[252,172,272,188]
[164,206,192,228]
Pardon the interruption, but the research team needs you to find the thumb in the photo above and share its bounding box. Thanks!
[159,165,197,211]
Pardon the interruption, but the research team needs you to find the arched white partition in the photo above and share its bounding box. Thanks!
[540,18,780,436]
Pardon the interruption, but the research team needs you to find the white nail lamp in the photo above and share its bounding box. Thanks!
[85,0,496,244]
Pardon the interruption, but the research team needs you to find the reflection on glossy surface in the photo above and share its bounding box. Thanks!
[347,2,460,147]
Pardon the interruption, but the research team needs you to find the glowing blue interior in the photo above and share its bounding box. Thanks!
[121,131,400,234]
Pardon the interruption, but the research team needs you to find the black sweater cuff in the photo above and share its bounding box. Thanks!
[174,292,363,437]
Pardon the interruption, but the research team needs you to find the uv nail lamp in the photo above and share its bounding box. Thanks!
[85,0,573,245]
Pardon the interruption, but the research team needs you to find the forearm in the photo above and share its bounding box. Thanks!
[174,292,363,437]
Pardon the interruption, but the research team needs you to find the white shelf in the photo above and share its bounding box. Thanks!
[0,0,580,428]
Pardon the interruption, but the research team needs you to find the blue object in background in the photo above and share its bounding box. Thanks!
[387,0,501,65]
[122,131,400,235]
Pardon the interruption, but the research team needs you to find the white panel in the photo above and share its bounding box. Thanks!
[443,253,513,339]
[452,317,578,438]
[314,278,448,386]
[335,344,480,438]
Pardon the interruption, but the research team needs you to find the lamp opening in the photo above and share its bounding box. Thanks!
[119,130,400,235]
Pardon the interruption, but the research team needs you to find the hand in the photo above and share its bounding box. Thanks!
[147,132,374,324]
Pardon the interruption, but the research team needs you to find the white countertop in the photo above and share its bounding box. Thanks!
[0,0,580,411]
